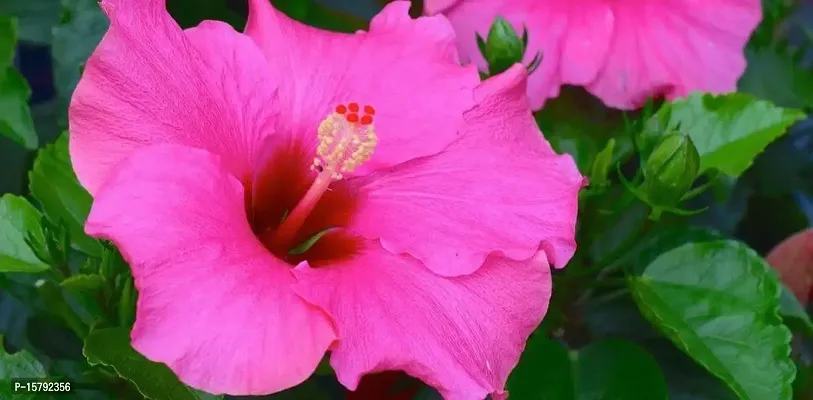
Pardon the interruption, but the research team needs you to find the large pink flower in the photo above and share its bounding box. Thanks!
[69,0,584,398]
[425,0,762,110]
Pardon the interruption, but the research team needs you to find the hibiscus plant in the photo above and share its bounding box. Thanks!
[1,0,813,399]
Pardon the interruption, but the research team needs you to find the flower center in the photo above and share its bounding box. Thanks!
[266,103,377,252]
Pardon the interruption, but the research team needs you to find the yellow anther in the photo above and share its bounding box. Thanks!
[313,111,377,179]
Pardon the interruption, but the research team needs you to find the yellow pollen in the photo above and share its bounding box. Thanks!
[312,109,378,180]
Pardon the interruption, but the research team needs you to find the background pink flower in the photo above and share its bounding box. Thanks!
[70,0,584,398]
[767,229,813,303]
[425,0,763,110]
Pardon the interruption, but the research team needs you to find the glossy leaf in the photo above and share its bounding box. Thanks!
[61,274,103,293]
[630,239,794,400]
[60,274,104,318]
[643,339,737,400]
[83,327,199,400]
[642,93,805,177]
[0,335,46,378]
[507,336,668,399]
[583,294,739,399]
[0,67,38,149]
[29,133,101,256]
[0,334,47,399]
[0,194,49,273]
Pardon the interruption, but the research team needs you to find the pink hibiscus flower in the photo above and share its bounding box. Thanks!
[424,0,763,110]
[69,0,584,398]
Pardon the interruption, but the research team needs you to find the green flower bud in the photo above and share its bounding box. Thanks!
[477,17,525,76]
[642,133,700,208]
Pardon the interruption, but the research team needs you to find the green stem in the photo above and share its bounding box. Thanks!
[585,278,628,289]
[574,213,652,306]
[117,276,136,328]
[588,287,630,308]
[57,263,70,280]
[35,279,89,339]
[570,215,651,281]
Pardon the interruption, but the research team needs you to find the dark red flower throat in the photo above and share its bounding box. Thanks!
[245,140,360,267]
[244,103,378,267]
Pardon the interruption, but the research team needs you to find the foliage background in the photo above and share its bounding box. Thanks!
[3,0,813,399]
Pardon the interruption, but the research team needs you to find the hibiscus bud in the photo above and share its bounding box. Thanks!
[642,133,700,208]
[766,229,813,303]
[477,17,526,76]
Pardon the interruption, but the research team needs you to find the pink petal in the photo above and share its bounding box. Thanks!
[292,241,552,400]
[660,0,760,98]
[427,0,760,110]
[69,0,278,195]
[558,0,614,85]
[348,66,584,276]
[587,0,760,108]
[426,0,569,110]
[245,0,480,175]
[85,145,335,395]
[584,2,674,109]
[424,0,461,14]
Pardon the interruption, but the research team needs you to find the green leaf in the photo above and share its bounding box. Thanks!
[507,336,668,399]
[583,290,659,342]
[629,239,794,400]
[0,67,38,149]
[738,49,813,110]
[61,274,104,317]
[29,133,101,256]
[778,284,813,336]
[0,0,61,44]
[0,334,47,399]
[0,194,49,273]
[643,339,737,400]
[575,340,668,400]
[0,335,46,379]
[507,336,575,399]
[61,274,103,293]
[52,0,108,111]
[0,293,32,353]
[534,86,632,174]
[642,93,805,177]
[0,16,16,68]
[190,388,223,400]
[83,327,199,400]
[271,0,369,33]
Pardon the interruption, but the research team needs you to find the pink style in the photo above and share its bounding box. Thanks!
[425,0,763,110]
[68,0,585,399]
